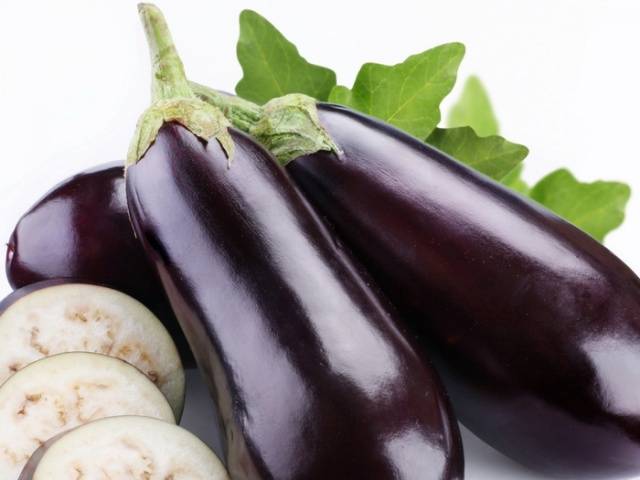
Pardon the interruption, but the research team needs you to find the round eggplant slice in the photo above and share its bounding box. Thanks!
[0,352,175,479]
[19,416,228,480]
[0,281,185,419]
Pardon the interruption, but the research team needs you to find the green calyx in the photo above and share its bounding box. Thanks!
[126,97,233,167]
[251,94,341,166]
[127,4,234,168]
[191,84,340,166]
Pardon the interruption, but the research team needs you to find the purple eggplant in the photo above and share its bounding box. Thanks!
[125,5,463,479]
[199,92,640,478]
[5,163,194,366]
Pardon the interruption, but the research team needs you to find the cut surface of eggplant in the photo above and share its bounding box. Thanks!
[0,352,175,479]
[19,416,228,480]
[0,281,185,419]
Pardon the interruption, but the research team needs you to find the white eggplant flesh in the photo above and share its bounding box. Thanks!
[0,352,175,479]
[19,415,229,480]
[0,282,185,418]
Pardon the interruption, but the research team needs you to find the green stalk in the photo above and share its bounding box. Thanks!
[189,82,261,133]
[139,3,194,102]
[127,4,233,168]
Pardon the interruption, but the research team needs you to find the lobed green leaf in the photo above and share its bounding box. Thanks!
[328,43,465,139]
[529,169,631,242]
[427,127,528,181]
[236,10,337,104]
[448,75,499,137]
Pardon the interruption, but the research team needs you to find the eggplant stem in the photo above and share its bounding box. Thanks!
[127,4,234,167]
[138,3,194,102]
[136,4,337,166]
[189,82,262,134]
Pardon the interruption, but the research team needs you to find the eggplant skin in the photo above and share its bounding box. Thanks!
[126,122,463,480]
[286,103,640,479]
[5,163,194,366]
[17,430,67,480]
[0,278,73,314]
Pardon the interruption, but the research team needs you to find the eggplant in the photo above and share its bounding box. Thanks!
[19,416,228,480]
[125,5,462,479]
[195,90,640,478]
[5,163,194,366]
[0,280,185,418]
[0,352,175,479]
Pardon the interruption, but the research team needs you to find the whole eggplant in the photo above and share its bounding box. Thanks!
[5,163,194,366]
[126,5,463,480]
[226,98,640,479]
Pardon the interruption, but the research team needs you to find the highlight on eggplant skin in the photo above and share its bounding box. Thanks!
[19,416,229,480]
[127,122,464,480]
[282,102,640,479]
[4,162,194,367]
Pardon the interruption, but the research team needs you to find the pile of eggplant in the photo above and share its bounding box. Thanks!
[4,3,640,479]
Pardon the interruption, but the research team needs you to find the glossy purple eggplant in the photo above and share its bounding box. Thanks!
[129,122,463,480]
[277,103,640,479]
[5,163,194,366]
[126,6,463,479]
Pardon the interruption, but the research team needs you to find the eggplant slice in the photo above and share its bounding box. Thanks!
[0,281,185,418]
[0,352,175,479]
[20,416,228,480]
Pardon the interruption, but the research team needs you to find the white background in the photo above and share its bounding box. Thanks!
[1,1,639,478]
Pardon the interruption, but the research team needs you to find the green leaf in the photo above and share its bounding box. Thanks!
[427,127,528,181]
[328,43,465,139]
[236,10,337,104]
[448,76,499,137]
[501,164,530,195]
[530,169,631,241]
